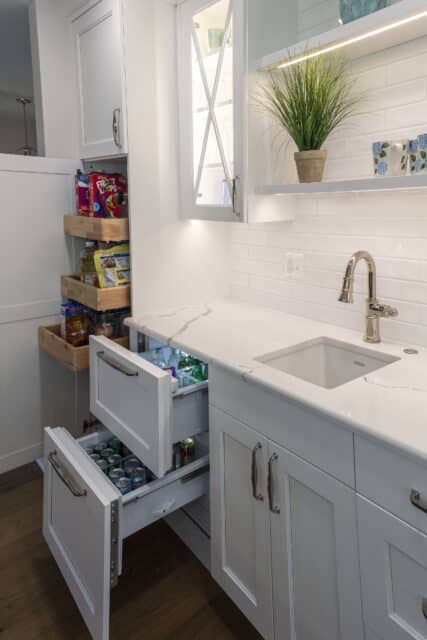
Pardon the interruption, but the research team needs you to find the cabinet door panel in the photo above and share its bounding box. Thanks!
[358,496,427,640]
[73,0,127,158]
[177,0,244,221]
[210,408,273,639]
[270,443,364,640]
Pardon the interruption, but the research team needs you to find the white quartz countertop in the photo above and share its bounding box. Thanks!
[126,301,427,462]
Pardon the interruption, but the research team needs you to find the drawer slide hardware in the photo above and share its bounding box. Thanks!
[110,500,119,589]
[97,351,138,377]
[268,453,280,514]
[251,443,264,502]
[48,451,87,498]
[410,489,427,515]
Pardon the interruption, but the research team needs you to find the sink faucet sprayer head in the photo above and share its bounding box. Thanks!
[338,266,355,304]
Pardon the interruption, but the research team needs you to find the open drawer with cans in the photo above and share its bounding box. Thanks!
[43,426,209,640]
[43,333,210,640]
[89,334,209,479]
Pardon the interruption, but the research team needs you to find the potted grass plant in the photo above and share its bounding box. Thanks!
[259,55,363,183]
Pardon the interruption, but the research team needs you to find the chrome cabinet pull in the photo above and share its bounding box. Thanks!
[97,351,138,377]
[410,489,427,515]
[48,451,87,498]
[112,108,121,147]
[268,453,280,514]
[251,443,264,502]
[422,598,427,620]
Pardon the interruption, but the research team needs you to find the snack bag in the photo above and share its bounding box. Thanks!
[75,172,90,215]
[94,243,131,288]
[61,301,89,346]
[89,173,127,218]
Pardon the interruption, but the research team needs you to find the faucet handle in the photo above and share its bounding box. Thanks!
[370,301,399,318]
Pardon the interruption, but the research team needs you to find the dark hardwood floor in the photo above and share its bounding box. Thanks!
[0,463,262,640]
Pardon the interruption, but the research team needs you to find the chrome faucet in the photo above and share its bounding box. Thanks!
[338,251,398,343]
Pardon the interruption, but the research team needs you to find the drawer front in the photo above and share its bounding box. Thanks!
[90,335,173,478]
[358,496,427,640]
[44,427,118,640]
[356,436,427,535]
[210,364,355,487]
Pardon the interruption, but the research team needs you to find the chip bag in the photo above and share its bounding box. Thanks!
[94,243,131,288]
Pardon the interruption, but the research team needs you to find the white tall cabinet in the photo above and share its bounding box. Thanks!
[72,0,128,159]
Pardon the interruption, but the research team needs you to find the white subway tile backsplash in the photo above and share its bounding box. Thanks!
[233,29,427,347]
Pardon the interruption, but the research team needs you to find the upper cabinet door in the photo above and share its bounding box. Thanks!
[270,442,364,640]
[72,0,128,159]
[177,0,245,222]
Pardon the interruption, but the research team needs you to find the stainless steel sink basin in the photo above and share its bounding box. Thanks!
[255,337,400,389]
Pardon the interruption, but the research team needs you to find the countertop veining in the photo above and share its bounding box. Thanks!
[126,301,427,462]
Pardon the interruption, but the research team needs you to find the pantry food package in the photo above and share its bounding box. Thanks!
[75,172,128,218]
[94,243,131,288]
[61,301,89,346]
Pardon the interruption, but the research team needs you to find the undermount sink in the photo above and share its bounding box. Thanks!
[255,337,400,389]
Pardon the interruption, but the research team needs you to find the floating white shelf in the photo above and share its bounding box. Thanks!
[255,174,427,197]
[257,0,427,70]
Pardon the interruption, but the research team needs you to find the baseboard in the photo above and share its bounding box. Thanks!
[0,442,42,474]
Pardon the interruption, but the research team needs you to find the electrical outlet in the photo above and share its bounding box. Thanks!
[285,252,304,279]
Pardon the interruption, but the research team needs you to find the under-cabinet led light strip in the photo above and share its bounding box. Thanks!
[278,10,427,69]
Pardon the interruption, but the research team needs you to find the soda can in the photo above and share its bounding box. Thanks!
[107,454,122,470]
[130,467,148,489]
[101,447,115,460]
[89,453,101,463]
[123,457,141,476]
[180,438,195,466]
[115,477,132,495]
[109,438,122,455]
[94,442,107,455]
[96,458,109,474]
[109,468,126,484]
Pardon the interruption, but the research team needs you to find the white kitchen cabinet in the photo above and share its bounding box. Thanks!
[210,405,364,640]
[270,442,364,640]
[43,427,209,640]
[72,0,127,159]
[177,0,245,221]
[358,496,427,640]
[90,335,208,478]
[210,408,274,639]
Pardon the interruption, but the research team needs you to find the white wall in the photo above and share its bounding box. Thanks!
[29,0,80,158]
[231,34,427,348]
[124,0,230,315]
[0,156,87,474]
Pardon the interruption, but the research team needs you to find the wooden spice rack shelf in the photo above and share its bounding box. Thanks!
[64,214,129,242]
[62,275,131,311]
[39,325,129,372]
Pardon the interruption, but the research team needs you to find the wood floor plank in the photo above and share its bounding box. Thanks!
[0,464,262,640]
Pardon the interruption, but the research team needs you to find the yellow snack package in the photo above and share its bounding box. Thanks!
[94,243,131,288]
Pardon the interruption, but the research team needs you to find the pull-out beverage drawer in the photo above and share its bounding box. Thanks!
[90,335,209,479]
[43,426,209,640]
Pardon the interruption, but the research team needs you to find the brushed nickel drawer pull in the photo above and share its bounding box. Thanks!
[422,598,427,620]
[268,453,280,514]
[251,443,264,502]
[48,451,87,498]
[97,351,138,377]
[410,489,427,515]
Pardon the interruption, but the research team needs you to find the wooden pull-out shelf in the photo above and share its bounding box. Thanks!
[62,275,131,311]
[64,214,129,242]
[39,325,129,372]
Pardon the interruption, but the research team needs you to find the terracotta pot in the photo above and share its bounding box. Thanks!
[294,149,327,183]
